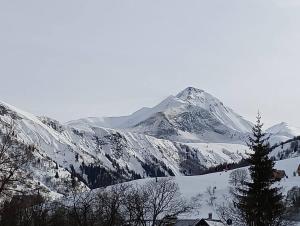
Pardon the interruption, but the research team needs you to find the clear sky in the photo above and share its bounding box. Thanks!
[1,0,300,127]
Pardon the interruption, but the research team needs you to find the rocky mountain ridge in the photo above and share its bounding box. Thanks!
[0,87,299,198]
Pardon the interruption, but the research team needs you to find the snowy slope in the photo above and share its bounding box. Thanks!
[267,122,300,137]
[0,100,252,198]
[267,122,300,144]
[123,156,300,220]
[66,95,185,129]
[177,156,300,218]
[176,156,300,220]
[184,143,249,166]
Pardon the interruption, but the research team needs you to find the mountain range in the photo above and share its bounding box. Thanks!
[68,87,254,143]
[0,87,299,198]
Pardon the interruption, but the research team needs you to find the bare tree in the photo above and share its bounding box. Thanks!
[61,176,96,226]
[94,184,129,226]
[205,186,217,207]
[216,194,248,226]
[0,176,200,226]
[142,178,193,226]
[122,184,148,226]
[0,119,33,201]
[228,169,248,187]
[0,193,48,226]
[67,191,95,226]
[217,169,257,225]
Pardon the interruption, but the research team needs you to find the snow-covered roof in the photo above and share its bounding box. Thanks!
[173,219,224,226]
[174,219,200,226]
[204,220,224,226]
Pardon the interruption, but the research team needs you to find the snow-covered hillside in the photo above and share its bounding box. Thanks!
[0,99,251,197]
[125,156,300,220]
[267,122,300,144]
[68,87,254,143]
[266,123,300,160]
[1,87,299,198]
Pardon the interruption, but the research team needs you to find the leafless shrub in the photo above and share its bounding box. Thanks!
[216,194,247,226]
[94,184,129,226]
[205,186,217,207]
[0,119,34,201]
[229,169,249,187]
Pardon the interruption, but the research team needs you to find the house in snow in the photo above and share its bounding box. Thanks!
[197,219,225,226]
[173,219,224,226]
[160,213,225,226]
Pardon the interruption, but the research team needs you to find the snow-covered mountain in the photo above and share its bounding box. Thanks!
[268,122,300,160]
[267,122,300,144]
[0,98,250,198]
[68,87,254,143]
[1,87,299,198]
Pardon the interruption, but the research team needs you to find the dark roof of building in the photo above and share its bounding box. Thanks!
[201,219,224,226]
[174,219,201,226]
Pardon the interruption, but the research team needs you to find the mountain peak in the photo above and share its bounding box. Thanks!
[267,122,300,138]
[176,87,205,99]
[175,87,223,108]
[267,122,289,132]
[183,86,204,93]
[279,122,289,126]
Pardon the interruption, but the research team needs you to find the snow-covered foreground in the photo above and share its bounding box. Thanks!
[123,156,300,220]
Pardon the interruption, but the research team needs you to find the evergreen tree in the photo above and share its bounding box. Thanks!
[236,114,285,226]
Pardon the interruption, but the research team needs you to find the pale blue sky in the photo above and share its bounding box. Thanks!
[1,0,300,127]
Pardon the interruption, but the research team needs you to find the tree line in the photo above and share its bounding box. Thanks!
[0,178,199,226]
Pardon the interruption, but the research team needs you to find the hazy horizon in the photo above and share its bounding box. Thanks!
[1,0,300,127]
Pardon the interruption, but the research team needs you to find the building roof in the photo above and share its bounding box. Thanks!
[173,219,224,226]
[174,219,201,226]
[204,219,224,226]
